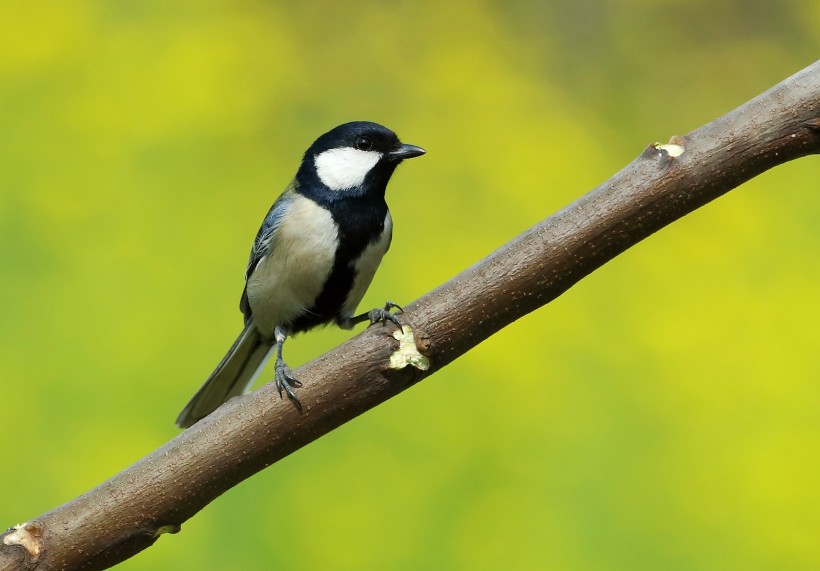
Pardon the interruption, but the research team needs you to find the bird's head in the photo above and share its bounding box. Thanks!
[298,121,425,197]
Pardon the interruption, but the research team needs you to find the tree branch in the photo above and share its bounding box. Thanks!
[3,61,819,571]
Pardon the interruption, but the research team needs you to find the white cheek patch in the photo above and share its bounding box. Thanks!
[315,148,382,191]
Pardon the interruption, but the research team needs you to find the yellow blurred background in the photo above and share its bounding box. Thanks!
[1,1,818,570]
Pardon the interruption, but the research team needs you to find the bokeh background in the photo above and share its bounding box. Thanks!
[1,1,818,570]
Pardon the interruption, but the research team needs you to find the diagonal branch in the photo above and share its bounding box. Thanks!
[3,60,819,571]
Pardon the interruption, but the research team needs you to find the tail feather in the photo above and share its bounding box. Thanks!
[176,320,273,428]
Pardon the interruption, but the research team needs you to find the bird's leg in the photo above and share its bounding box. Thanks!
[273,325,303,412]
[341,301,404,333]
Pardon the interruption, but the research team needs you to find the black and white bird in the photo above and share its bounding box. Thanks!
[176,121,425,428]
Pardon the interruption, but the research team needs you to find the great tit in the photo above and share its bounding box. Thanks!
[176,121,425,428]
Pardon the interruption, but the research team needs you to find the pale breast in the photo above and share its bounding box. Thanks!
[246,195,339,334]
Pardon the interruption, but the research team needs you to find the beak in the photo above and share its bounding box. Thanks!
[388,143,426,161]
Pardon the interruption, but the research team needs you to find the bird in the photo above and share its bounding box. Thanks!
[175,121,425,428]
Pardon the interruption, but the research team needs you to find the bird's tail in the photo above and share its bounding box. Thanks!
[176,320,273,428]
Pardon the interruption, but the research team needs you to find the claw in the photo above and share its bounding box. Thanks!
[385,301,404,314]
[274,359,303,413]
[367,301,404,333]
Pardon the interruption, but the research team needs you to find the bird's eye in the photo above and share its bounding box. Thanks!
[356,136,373,151]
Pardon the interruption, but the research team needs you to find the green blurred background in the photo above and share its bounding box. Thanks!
[1,1,818,569]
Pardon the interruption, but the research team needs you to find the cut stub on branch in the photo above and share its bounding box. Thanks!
[3,521,45,566]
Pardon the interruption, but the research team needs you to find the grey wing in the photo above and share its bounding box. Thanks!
[240,183,297,323]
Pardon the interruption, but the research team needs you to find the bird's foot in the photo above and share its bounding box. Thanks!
[367,301,404,333]
[274,359,303,413]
